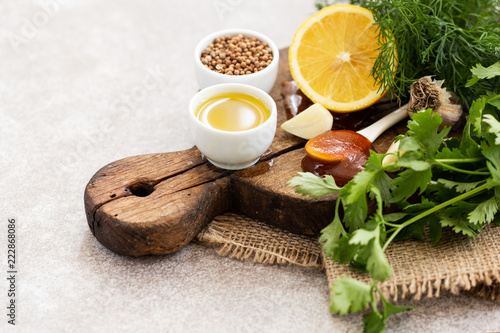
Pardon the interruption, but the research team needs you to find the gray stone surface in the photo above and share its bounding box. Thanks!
[1,0,499,332]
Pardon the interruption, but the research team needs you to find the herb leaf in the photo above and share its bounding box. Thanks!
[467,62,500,87]
[390,168,432,203]
[363,291,414,333]
[406,109,450,156]
[319,200,346,258]
[330,277,372,315]
[287,172,340,197]
[468,197,500,225]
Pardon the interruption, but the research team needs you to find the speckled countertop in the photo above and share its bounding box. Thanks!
[1,1,499,332]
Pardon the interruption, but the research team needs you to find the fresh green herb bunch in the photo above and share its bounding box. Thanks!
[316,0,500,107]
[288,62,500,332]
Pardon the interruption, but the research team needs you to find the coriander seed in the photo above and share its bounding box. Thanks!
[200,34,273,76]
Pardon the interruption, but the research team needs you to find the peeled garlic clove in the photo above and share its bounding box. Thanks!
[280,103,333,139]
[382,140,401,167]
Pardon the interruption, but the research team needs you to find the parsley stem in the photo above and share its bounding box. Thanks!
[370,281,381,315]
[434,157,483,163]
[383,222,403,228]
[382,182,491,251]
[432,159,490,175]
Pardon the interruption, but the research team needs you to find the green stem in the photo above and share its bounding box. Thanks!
[386,227,398,233]
[433,159,490,175]
[434,157,483,163]
[383,222,403,228]
[370,280,380,315]
[382,182,491,251]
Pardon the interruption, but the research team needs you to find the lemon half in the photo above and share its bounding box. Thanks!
[289,4,391,112]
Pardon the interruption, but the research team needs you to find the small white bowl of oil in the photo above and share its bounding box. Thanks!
[188,83,277,170]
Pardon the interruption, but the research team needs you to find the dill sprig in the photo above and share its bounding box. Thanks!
[316,0,500,107]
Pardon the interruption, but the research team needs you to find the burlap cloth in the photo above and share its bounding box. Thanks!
[196,212,500,302]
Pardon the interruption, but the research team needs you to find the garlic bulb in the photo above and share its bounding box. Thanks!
[407,76,462,126]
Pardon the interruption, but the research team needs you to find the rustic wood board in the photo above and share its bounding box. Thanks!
[84,48,407,256]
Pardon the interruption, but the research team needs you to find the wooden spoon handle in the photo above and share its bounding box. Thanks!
[84,147,231,256]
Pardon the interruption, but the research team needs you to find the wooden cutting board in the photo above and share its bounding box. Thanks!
[84,48,407,256]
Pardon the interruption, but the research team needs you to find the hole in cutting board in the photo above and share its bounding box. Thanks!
[127,180,155,197]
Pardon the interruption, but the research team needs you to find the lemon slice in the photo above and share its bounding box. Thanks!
[289,4,392,112]
[280,103,333,139]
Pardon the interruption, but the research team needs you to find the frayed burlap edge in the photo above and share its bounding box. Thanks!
[323,224,500,302]
[196,212,500,303]
[196,212,323,269]
[322,254,500,303]
[468,283,500,301]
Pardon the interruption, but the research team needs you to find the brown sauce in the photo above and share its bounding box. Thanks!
[301,156,366,187]
[302,130,374,186]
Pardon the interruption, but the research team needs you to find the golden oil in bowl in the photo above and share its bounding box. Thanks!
[195,92,271,132]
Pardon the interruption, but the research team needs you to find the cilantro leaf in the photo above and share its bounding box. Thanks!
[428,215,443,245]
[342,153,387,206]
[484,91,500,111]
[398,136,423,154]
[402,197,436,214]
[468,196,500,225]
[349,224,392,282]
[466,62,500,87]
[330,277,372,315]
[483,114,500,146]
[395,199,438,241]
[366,238,393,282]
[390,168,432,203]
[437,179,484,193]
[397,219,427,241]
[349,227,378,246]
[481,138,500,186]
[363,292,414,333]
[459,97,489,159]
[439,216,480,237]
[341,152,395,230]
[382,212,408,222]
[434,147,467,160]
[395,159,431,171]
[468,97,487,139]
[341,171,373,231]
[488,97,500,111]
[363,311,385,333]
[459,118,482,158]
[319,201,346,258]
[366,152,395,203]
[331,235,360,264]
[341,197,368,232]
[407,109,450,156]
[287,172,340,197]
[439,207,482,237]
[381,298,413,317]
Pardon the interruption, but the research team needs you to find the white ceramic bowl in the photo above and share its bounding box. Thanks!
[194,29,280,93]
[188,83,277,170]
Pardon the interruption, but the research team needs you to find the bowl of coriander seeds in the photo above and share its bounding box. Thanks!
[194,29,279,93]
